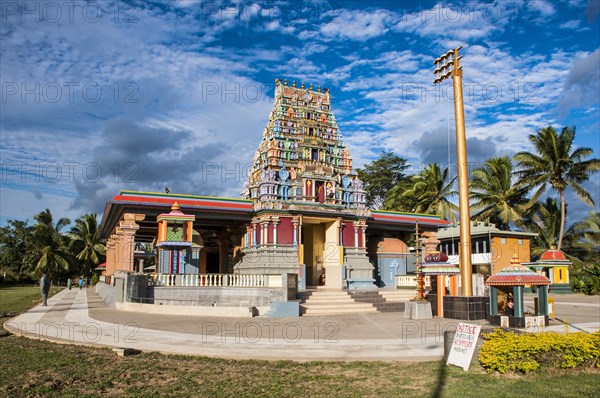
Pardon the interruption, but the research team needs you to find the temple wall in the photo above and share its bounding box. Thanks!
[342,221,355,247]
[149,286,284,308]
[278,217,294,244]
[95,281,116,308]
[234,246,300,275]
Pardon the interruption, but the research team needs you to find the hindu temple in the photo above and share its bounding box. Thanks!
[99,79,449,296]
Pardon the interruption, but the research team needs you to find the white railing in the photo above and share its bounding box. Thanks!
[395,275,432,288]
[153,273,282,288]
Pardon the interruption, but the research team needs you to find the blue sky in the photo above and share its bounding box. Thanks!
[1,0,599,227]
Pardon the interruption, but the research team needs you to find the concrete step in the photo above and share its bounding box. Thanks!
[350,292,382,297]
[299,289,408,315]
[373,302,406,312]
[349,291,407,313]
[301,302,375,310]
[300,297,356,304]
[348,297,386,304]
[300,305,378,316]
[379,290,415,302]
[300,293,378,315]
[299,291,351,298]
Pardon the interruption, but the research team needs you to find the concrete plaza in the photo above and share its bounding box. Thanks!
[4,288,599,361]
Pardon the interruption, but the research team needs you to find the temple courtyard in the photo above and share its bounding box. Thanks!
[4,288,599,362]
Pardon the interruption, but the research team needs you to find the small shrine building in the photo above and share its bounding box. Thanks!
[524,248,573,293]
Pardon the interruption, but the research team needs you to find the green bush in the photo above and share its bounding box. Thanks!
[572,276,600,295]
[0,270,20,284]
[571,263,600,295]
[479,329,600,373]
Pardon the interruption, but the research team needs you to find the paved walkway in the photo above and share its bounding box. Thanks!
[4,289,599,361]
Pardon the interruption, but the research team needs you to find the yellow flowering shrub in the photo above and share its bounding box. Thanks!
[478,329,600,373]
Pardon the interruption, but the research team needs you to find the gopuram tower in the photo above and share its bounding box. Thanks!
[236,79,375,289]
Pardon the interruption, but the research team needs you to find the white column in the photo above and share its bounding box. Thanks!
[272,217,279,246]
[252,220,258,248]
[292,218,299,247]
[262,220,269,246]
[361,223,366,249]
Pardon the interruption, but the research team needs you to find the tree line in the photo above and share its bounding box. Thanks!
[357,126,599,294]
[0,211,105,284]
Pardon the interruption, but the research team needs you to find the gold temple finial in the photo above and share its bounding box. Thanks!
[171,202,180,211]
[309,83,313,91]
[292,81,296,87]
[317,85,321,92]
[301,82,305,89]
[284,79,288,86]
[510,253,520,265]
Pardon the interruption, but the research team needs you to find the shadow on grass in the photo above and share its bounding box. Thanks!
[431,360,448,398]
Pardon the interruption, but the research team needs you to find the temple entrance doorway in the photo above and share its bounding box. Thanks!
[302,223,325,287]
[205,250,220,273]
[301,218,342,288]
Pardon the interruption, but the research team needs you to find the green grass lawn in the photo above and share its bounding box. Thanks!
[1,286,599,398]
[0,285,63,316]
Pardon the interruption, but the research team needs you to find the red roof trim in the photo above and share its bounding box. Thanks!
[370,212,450,225]
[112,194,253,212]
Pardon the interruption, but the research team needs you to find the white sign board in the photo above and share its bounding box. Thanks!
[446,322,482,371]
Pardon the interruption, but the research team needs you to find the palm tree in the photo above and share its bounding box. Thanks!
[523,198,563,258]
[23,209,71,277]
[514,126,600,250]
[69,213,106,277]
[567,211,600,294]
[470,157,530,230]
[567,211,600,261]
[391,163,458,223]
[383,179,418,213]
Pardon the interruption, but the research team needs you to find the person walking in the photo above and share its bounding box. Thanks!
[40,272,50,306]
[67,277,72,290]
[78,276,83,290]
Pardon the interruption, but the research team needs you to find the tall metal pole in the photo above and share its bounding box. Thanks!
[415,220,425,299]
[433,47,473,296]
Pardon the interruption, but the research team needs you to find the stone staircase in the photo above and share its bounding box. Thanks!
[379,289,417,302]
[349,291,406,313]
[299,290,378,316]
[299,289,414,316]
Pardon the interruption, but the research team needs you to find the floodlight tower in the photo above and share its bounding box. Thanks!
[433,47,473,296]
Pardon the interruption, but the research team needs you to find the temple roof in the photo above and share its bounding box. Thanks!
[437,221,537,239]
[369,210,449,228]
[368,237,409,254]
[524,249,572,268]
[485,255,551,286]
[157,202,196,222]
[243,78,367,215]
[98,190,449,240]
[539,249,571,263]
[421,263,460,275]
[420,251,460,275]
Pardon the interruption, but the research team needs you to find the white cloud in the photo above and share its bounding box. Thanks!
[320,9,395,41]
[264,20,295,34]
[527,0,557,18]
[559,19,582,29]
[393,3,505,44]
